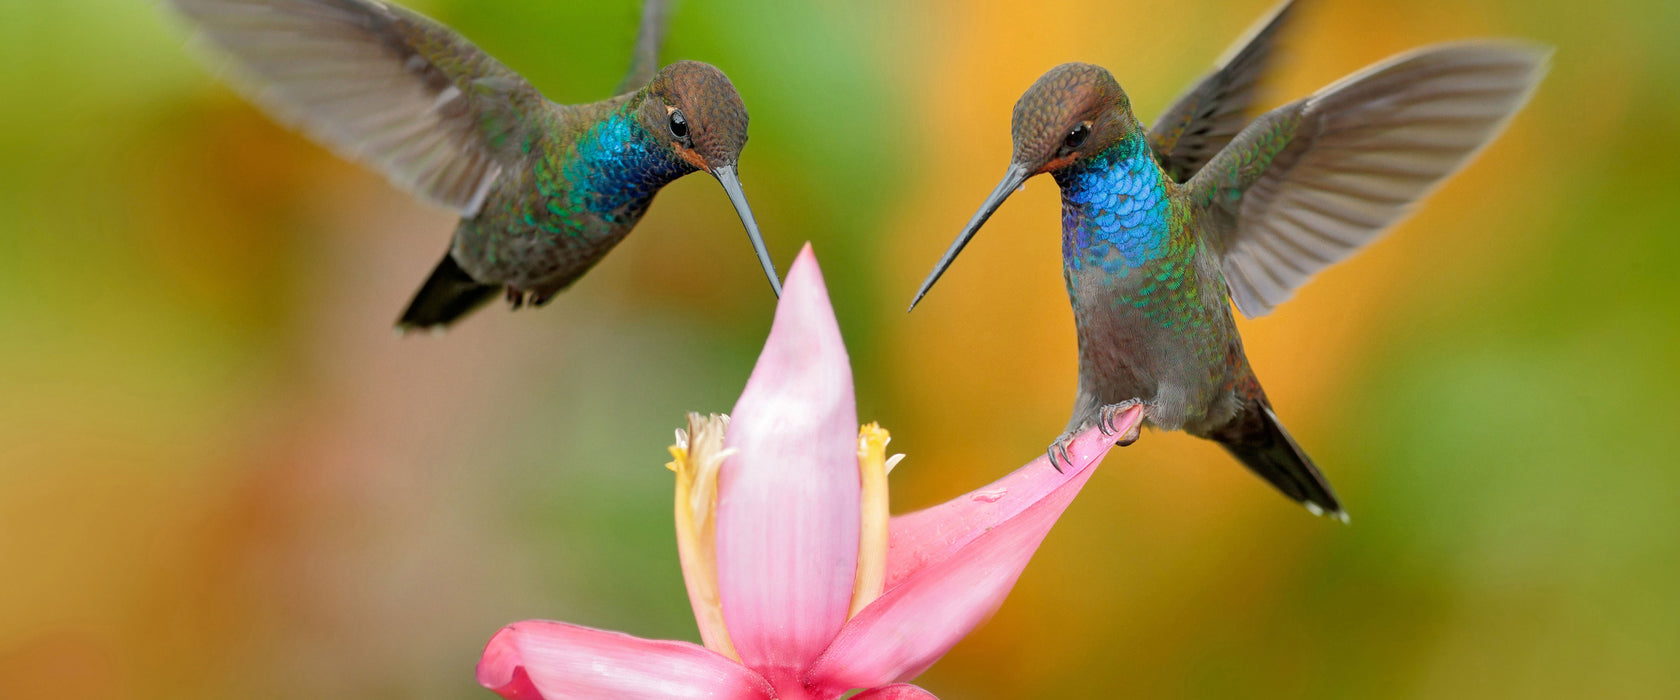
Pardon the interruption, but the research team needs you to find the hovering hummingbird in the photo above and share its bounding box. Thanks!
[166,0,781,331]
[910,0,1549,519]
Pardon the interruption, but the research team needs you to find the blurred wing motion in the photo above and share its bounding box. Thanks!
[167,0,548,216]
[1148,0,1297,182]
[616,0,670,94]
[1190,42,1550,318]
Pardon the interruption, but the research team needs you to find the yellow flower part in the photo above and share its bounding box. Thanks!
[849,422,900,618]
[667,412,738,661]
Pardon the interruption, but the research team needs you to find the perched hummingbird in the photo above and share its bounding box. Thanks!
[910,0,1549,519]
[166,0,781,331]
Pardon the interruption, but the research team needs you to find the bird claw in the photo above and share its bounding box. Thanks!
[506,286,558,310]
[527,288,558,307]
[1048,400,1154,470]
[1045,432,1077,473]
[1099,400,1148,447]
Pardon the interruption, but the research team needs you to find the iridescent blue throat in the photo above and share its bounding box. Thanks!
[562,111,692,225]
[1053,133,1171,275]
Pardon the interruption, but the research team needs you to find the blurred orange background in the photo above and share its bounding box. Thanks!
[2,0,1676,697]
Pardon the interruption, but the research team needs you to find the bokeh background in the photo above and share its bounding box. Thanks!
[3,0,1677,697]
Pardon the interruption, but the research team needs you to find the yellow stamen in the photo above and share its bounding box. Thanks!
[849,422,898,618]
[668,412,739,660]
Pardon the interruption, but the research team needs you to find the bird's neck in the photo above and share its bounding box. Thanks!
[1053,133,1175,274]
[552,105,692,225]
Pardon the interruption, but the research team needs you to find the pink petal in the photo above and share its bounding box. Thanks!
[477,621,773,700]
[804,415,1137,689]
[851,684,940,699]
[884,413,1138,590]
[717,244,861,687]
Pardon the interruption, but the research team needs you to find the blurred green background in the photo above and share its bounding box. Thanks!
[3,0,1677,697]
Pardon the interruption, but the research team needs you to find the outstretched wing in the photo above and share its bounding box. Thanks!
[1189,42,1550,318]
[167,0,549,216]
[1148,0,1297,182]
[615,0,671,95]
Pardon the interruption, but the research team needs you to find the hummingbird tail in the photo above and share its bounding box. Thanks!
[396,252,501,333]
[1213,402,1347,522]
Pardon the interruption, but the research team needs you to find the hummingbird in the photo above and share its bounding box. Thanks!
[165,0,782,331]
[910,0,1549,519]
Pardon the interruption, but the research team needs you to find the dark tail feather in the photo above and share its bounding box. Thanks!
[1215,403,1347,521]
[396,253,500,333]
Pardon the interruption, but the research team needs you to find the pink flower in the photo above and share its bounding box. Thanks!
[477,245,1141,699]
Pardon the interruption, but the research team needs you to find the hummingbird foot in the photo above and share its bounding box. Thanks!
[1045,432,1078,473]
[1047,399,1154,471]
[526,286,559,307]
[1097,400,1151,447]
[505,285,561,310]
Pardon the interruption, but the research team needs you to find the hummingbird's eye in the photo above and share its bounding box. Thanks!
[1063,123,1091,151]
[668,110,690,140]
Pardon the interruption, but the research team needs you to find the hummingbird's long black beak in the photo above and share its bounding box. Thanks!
[908,163,1031,311]
[713,165,782,297]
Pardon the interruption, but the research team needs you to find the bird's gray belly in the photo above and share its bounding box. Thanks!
[1067,273,1242,435]
[451,206,639,293]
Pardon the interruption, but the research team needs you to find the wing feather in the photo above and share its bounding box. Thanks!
[1190,42,1550,317]
[616,0,671,94]
[1148,0,1297,182]
[167,0,549,216]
